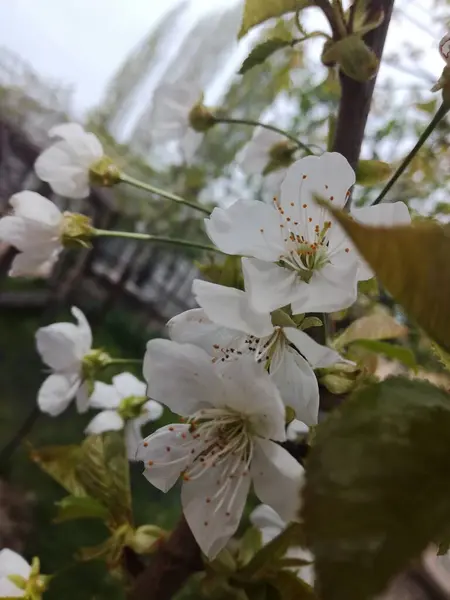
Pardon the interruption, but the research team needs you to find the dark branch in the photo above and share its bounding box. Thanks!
[332,0,396,170]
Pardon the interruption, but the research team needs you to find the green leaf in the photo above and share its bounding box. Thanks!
[267,570,316,599]
[356,160,392,186]
[197,255,244,289]
[322,35,378,82]
[431,343,450,373]
[238,527,264,568]
[76,432,132,527]
[302,377,450,600]
[352,339,417,370]
[323,206,450,354]
[239,0,314,38]
[239,39,291,75]
[300,316,322,330]
[30,444,86,496]
[54,495,110,523]
[238,523,303,581]
[334,314,406,350]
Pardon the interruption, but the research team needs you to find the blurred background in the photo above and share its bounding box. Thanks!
[1,0,450,597]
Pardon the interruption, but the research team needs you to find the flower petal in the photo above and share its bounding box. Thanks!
[143,339,223,416]
[284,327,343,368]
[270,348,319,426]
[238,128,285,175]
[36,322,84,371]
[251,438,305,523]
[279,153,355,217]
[49,123,103,162]
[9,247,61,278]
[71,306,93,355]
[217,356,286,441]
[90,381,121,409]
[192,279,273,337]
[181,455,251,559]
[168,308,237,354]
[75,381,91,413]
[242,257,300,314]
[250,504,285,539]
[10,191,62,227]
[138,424,201,492]
[0,549,30,579]
[140,399,164,422]
[205,200,285,261]
[290,261,358,314]
[287,419,309,441]
[112,372,147,399]
[35,144,91,199]
[0,577,24,597]
[37,373,80,416]
[85,410,124,435]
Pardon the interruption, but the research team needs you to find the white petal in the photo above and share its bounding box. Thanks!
[205,200,285,261]
[138,424,201,492]
[49,123,86,139]
[217,357,286,441]
[0,549,30,579]
[181,455,251,559]
[124,420,143,462]
[279,153,355,217]
[71,306,93,355]
[37,373,80,416]
[49,123,103,162]
[168,308,237,353]
[0,216,27,248]
[291,261,359,314]
[89,381,121,409]
[284,328,344,368]
[351,202,411,280]
[0,577,24,597]
[193,279,273,338]
[10,191,62,227]
[251,439,305,523]
[36,322,84,371]
[35,145,90,199]
[287,419,309,441]
[112,372,147,399]
[75,381,90,413]
[143,339,223,416]
[242,257,300,313]
[250,504,285,537]
[270,348,319,426]
[9,247,61,278]
[140,399,164,422]
[238,128,284,175]
[85,410,124,435]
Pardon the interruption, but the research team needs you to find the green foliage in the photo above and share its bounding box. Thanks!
[197,255,244,289]
[322,35,379,82]
[302,377,450,600]
[334,313,406,350]
[239,39,292,75]
[239,0,314,38]
[54,496,110,523]
[356,159,392,186]
[326,207,450,354]
[352,339,417,370]
[30,444,85,497]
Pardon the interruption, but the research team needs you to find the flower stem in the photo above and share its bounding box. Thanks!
[119,173,211,215]
[372,103,449,206]
[0,406,40,475]
[93,228,223,254]
[213,117,314,155]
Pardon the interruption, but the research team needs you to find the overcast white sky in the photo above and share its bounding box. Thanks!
[0,0,445,119]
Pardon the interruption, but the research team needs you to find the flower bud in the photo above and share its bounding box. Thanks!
[188,103,216,132]
[318,362,361,394]
[89,156,121,187]
[268,140,297,167]
[129,525,166,554]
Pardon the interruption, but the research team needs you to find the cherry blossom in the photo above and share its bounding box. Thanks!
[0,549,32,598]
[85,372,163,460]
[35,307,93,416]
[0,191,64,278]
[35,123,104,199]
[205,152,410,314]
[250,504,314,586]
[139,339,304,558]
[168,279,344,425]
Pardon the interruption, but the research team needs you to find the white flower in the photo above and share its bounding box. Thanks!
[138,339,304,559]
[0,549,31,598]
[0,191,64,278]
[238,128,288,175]
[250,504,314,586]
[85,372,163,461]
[151,82,204,161]
[35,306,93,416]
[440,33,450,63]
[168,279,343,425]
[35,123,104,199]
[205,152,411,314]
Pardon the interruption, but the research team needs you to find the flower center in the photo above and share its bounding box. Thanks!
[211,327,284,370]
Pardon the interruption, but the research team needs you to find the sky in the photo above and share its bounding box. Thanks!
[0,0,445,119]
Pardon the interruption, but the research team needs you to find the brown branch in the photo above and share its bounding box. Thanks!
[129,516,202,600]
[332,0,396,170]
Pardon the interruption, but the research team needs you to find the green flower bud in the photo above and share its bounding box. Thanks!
[129,525,166,554]
[188,103,216,132]
[268,140,297,167]
[89,156,121,187]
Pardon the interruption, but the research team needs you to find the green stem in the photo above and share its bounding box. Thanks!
[214,117,314,155]
[119,173,210,216]
[372,103,449,206]
[93,229,222,254]
[105,358,143,367]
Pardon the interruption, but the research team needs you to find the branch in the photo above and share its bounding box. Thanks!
[129,516,202,600]
[331,0,396,170]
